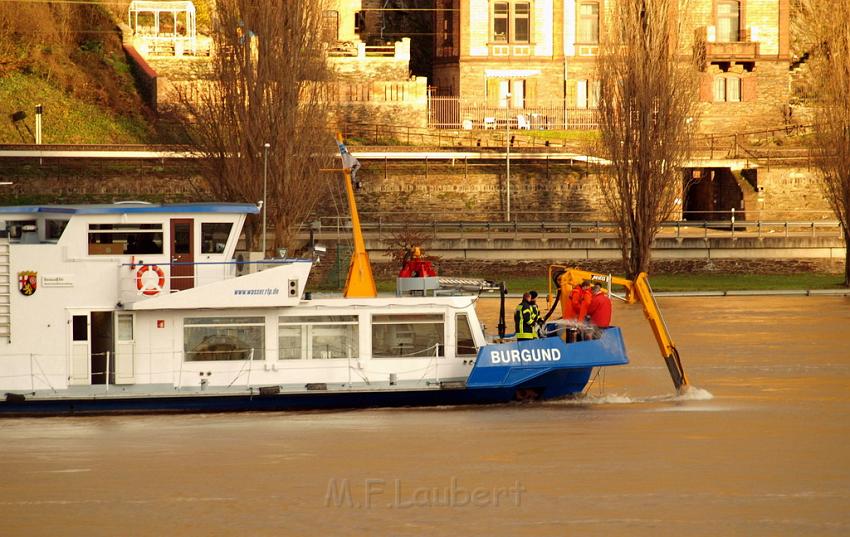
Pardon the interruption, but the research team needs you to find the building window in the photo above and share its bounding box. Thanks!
[442,0,454,46]
[184,317,265,361]
[372,314,445,358]
[576,79,601,108]
[88,223,163,255]
[577,1,600,43]
[514,2,530,43]
[713,76,741,102]
[495,79,526,109]
[493,2,509,42]
[717,0,740,42]
[492,1,531,43]
[354,10,364,34]
[322,10,338,43]
[201,222,232,254]
[278,315,359,360]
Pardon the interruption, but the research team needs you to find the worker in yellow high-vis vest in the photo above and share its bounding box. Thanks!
[514,291,540,340]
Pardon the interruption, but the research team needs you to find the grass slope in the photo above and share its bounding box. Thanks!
[0,72,151,144]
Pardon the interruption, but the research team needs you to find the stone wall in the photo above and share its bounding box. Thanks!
[0,158,833,223]
[330,162,608,220]
[755,166,834,219]
[0,159,210,205]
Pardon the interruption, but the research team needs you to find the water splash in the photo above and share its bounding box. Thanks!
[553,386,714,406]
[676,386,714,401]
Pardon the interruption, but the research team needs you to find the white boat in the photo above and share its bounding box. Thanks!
[0,201,640,415]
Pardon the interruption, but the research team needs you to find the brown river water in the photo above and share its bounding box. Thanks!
[1,296,849,536]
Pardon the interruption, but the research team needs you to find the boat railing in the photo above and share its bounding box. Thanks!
[3,346,451,394]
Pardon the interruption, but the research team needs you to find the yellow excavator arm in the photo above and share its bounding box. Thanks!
[547,265,690,393]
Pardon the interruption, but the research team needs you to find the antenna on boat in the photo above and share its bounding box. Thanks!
[336,132,377,298]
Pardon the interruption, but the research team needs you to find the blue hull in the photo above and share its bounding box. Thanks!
[0,328,628,417]
[0,368,593,416]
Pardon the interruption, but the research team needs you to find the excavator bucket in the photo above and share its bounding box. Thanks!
[664,348,689,393]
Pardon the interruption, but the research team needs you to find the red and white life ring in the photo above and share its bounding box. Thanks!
[136,264,165,296]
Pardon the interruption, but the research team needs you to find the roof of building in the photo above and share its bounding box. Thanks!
[128,1,196,13]
[0,202,260,216]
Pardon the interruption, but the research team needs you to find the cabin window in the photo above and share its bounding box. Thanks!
[46,219,69,241]
[6,220,36,241]
[72,315,88,341]
[455,313,478,357]
[184,316,265,361]
[117,314,134,341]
[278,315,358,360]
[88,223,163,255]
[371,314,445,358]
[201,223,232,254]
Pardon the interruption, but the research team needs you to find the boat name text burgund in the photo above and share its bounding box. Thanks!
[489,348,562,364]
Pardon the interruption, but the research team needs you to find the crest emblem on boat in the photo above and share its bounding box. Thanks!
[18,271,37,296]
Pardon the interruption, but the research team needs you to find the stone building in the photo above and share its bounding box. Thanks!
[323,0,430,127]
[431,0,793,132]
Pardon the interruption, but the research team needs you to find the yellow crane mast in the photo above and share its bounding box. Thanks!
[335,133,377,298]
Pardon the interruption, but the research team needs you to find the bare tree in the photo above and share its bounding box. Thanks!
[182,0,334,254]
[595,0,696,278]
[799,0,850,286]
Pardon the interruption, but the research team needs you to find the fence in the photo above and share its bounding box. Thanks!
[428,97,598,130]
[308,210,843,243]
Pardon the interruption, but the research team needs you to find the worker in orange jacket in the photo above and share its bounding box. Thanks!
[568,280,592,320]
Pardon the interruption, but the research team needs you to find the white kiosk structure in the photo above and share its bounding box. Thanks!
[128,0,198,56]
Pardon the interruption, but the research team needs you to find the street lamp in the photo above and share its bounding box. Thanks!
[262,142,270,257]
[505,92,511,222]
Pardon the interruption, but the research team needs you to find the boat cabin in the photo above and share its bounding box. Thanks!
[0,203,485,394]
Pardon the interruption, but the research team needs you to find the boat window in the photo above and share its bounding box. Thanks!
[72,315,88,341]
[455,313,478,357]
[46,219,69,241]
[278,315,358,360]
[117,314,134,341]
[372,314,445,358]
[201,222,233,254]
[184,316,265,361]
[88,223,163,255]
[6,220,36,241]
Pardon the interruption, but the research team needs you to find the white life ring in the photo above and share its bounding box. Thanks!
[136,265,165,296]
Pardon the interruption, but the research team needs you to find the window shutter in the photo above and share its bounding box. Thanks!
[525,78,537,107]
[486,78,500,108]
[699,74,714,102]
[727,77,741,102]
[576,80,588,109]
[566,80,578,107]
[742,77,758,102]
[713,77,726,101]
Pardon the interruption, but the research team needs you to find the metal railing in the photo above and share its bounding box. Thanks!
[428,97,598,130]
[307,211,843,243]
